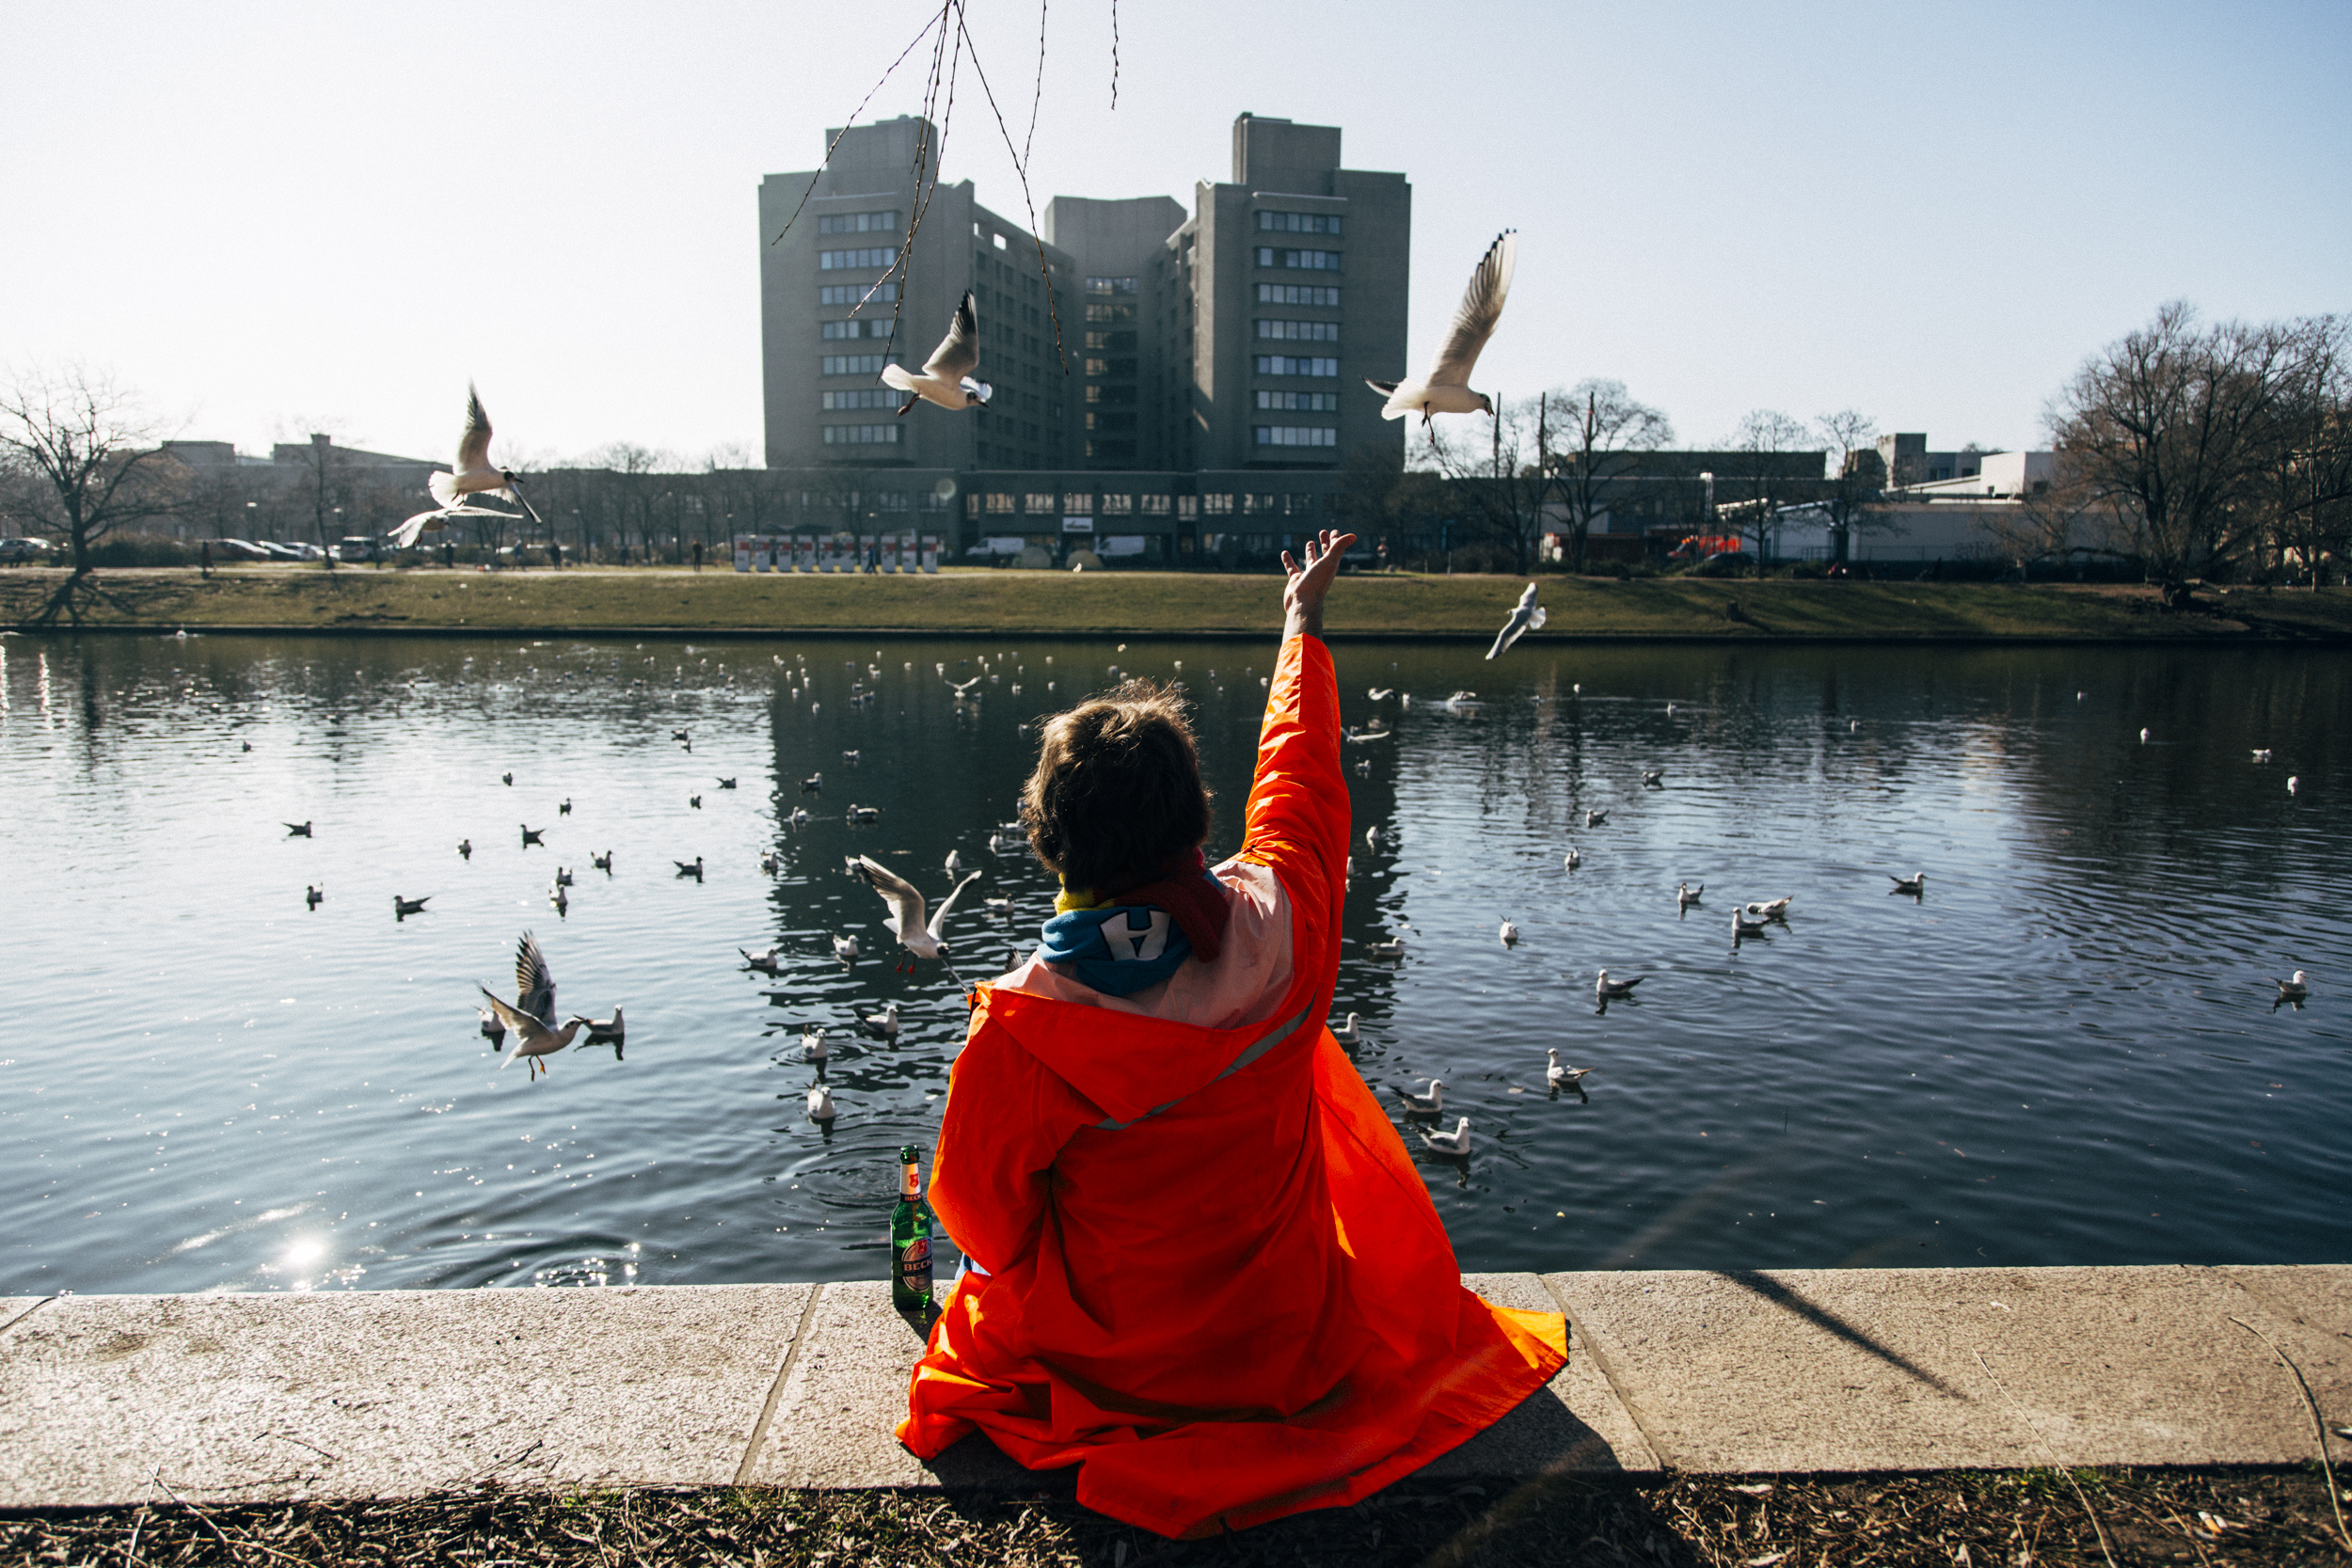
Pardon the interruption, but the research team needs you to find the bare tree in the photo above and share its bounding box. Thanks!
[2259,314,2352,586]
[2044,301,2303,607]
[1812,409,1881,564]
[0,365,183,625]
[1548,380,1673,572]
[276,428,350,568]
[1414,395,1550,574]
[1715,409,1816,575]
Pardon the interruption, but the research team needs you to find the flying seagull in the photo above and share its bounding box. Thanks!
[1486,582,1546,659]
[480,931,581,1080]
[390,385,544,546]
[882,292,991,414]
[848,855,981,983]
[1367,230,1516,429]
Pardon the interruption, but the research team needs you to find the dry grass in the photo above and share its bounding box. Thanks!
[3,1465,2345,1566]
[4,565,2350,641]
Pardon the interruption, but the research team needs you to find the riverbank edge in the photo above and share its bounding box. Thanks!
[2,1264,2344,1511]
[16,621,2352,646]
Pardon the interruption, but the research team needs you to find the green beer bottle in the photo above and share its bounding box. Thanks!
[891,1144,934,1311]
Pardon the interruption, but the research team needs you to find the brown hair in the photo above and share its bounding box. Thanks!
[1023,679,1213,892]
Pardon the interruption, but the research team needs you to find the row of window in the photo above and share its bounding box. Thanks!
[1254,355,1339,377]
[1257,247,1340,271]
[1256,319,1339,342]
[818,210,898,234]
[1085,356,1139,377]
[820,388,898,410]
[1086,384,1136,404]
[818,246,897,271]
[1256,426,1338,448]
[818,283,897,306]
[1086,412,1136,432]
[1257,283,1340,307]
[821,354,889,376]
[1086,329,1138,351]
[1086,276,1138,295]
[1256,390,1338,411]
[1086,301,1136,323]
[820,319,896,340]
[989,493,1176,515]
[971,493,1321,519]
[1257,211,1342,235]
[821,424,902,446]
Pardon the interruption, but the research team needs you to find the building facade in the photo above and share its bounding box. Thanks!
[758,112,1410,550]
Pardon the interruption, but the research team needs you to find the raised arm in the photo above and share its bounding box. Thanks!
[1236,531,1355,960]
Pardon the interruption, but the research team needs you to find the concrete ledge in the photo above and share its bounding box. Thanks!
[3,1267,2344,1510]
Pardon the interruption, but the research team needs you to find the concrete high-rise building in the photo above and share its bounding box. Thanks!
[759,116,1082,473]
[755,112,1410,562]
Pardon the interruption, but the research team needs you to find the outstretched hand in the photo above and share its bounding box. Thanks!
[1281,530,1357,641]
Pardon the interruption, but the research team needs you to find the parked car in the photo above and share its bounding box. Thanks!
[0,537,52,563]
[333,536,381,562]
[212,538,273,561]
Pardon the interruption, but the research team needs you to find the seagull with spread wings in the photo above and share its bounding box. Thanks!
[882,292,992,415]
[1486,581,1546,659]
[479,931,582,1080]
[847,855,981,983]
[389,385,541,548]
[1367,230,1516,429]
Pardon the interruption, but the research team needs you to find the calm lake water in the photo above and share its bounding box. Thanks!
[2,629,2346,1296]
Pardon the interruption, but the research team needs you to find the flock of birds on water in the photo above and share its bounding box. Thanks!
[258,594,2322,1180]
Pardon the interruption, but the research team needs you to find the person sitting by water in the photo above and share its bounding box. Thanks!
[898,530,1566,1540]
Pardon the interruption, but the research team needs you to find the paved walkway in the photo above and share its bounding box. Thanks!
[3,1266,2344,1508]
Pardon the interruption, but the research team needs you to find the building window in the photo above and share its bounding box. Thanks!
[1085,412,1136,432]
[1085,277,1138,294]
[1141,495,1171,515]
[1100,494,1135,515]
[878,491,911,511]
[820,354,889,376]
[1084,330,1138,351]
[821,423,903,446]
[986,493,1015,515]
[1086,438,1137,463]
[1062,493,1093,515]
[820,319,896,340]
[1175,496,1199,520]
[1085,384,1136,404]
[1202,494,1234,515]
[1254,426,1338,448]
[1255,320,1340,342]
[818,211,900,234]
[1253,355,1340,377]
[819,283,898,305]
[1255,390,1339,411]
[821,388,898,410]
[1256,283,1341,307]
[818,246,898,271]
[1084,357,1139,377]
[1085,302,1137,323]
[1257,211,1343,235]
[1024,493,1057,514]
[1256,247,1341,271]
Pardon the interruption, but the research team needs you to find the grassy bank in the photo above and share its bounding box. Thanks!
[6,565,2352,641]
[3,1466,2343,1566]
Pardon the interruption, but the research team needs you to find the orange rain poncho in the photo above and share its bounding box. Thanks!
[898,635,1566,1540]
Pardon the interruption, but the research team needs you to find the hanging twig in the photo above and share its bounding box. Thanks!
[1109,0,1121,109]
[769,8,946,248]
[955,4,1068,370]
[2228,1315,2352,1554]
[1971,1351,2119,1568]
[1024,0,1048,170]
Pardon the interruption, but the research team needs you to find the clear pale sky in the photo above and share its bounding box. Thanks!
[3,0,2344,466]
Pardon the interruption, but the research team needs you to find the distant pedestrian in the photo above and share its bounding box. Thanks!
[692,540,703,571]
[442,540,454,570]
[550,540,563,570]
[199,539,212,578]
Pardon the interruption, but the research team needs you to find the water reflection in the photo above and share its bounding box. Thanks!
[0,632,2345,1296]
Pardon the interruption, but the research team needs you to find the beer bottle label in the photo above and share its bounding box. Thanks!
[898,1235,932,1295]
